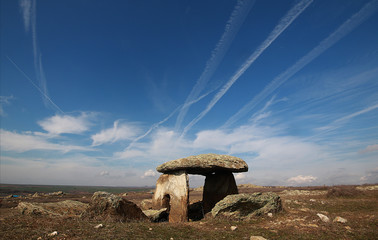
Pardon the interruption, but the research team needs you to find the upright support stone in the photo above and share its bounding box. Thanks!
[152,171,189,223]
[202,171,238,213]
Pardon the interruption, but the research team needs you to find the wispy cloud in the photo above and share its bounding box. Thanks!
[175,0,256,130]
[359,144,378,154]
[19,0,32,32]
[38,112,96,135]
[91,120,140,146]
[224,0,378,128]
[0,129,92,153]
[182,0,313,136]
[18,0,54,110]
[0,95,14,116]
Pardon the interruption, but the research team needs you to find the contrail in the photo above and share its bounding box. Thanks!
[19,0,50,108]
[126,90,213,150]
[7,56,64,114]
[175,0,256,131]
[223,0,378,128]
[181,0,313,137]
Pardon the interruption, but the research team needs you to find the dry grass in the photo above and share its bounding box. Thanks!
[0,184,377,239]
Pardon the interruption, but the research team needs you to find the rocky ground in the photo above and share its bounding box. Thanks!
[0,184,377,239]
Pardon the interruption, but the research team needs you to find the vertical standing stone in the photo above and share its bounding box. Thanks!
[152,171,189,223]
[202,171,238,213]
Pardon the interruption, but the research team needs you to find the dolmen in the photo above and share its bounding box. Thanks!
[152,153,248,223]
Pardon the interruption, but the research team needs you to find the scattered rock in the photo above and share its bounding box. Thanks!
[267,213,273,218]
[149,228,152,231]
[309,199,316,202]
[32,192,40,198]
[140,199,153,210]
[82,191,148,222]
[317,213,330,223]
[49,191,64,196]
[143,208,168,222]
[250,236,267,240]
[356,185,378,191]
[48,231,58,237]
[333,216,347,223]
[211,192,282,220]
[17,200,88,216]
[345,226,352,231]
[122,193,128,197]
[281,190,327,196]
[156,153,248,174]
[94,223,104,229]
[230,226,238,231]
[307,224,319,228]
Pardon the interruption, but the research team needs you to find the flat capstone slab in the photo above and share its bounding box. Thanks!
[156,153,248,175]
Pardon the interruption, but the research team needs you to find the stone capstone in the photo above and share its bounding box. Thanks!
[211,192,282,220]
[82,191,148,222]
[156,153,248,175]
[152,171,189,223]
[202,171,238,213]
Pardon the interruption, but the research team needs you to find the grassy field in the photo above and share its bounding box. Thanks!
[0,184,377,239]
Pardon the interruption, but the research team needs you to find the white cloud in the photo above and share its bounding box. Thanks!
[287,175,317,185]
[0,129,92,153]
[359,144,378,154]
[38,113,95,135]
[235,173,246,180]
[141,169,157,179]
[360,168,378,183]
[91,120,140,146]
[0,95,14,116]
[100,171,110,176]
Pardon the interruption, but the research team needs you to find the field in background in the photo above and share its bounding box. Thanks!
[0,184,377,239]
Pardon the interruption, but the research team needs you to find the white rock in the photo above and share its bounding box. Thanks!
[250,236,267,240]
[48,231,58,237]
[267,213,273,218]
[230,226,238,231]
[309,199,316,202]
[94,224,104,229]
[317,213,330,223]
[334,216,347,223]
[149,228,153,231]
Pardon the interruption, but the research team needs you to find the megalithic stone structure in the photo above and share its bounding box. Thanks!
[153,153,248,222]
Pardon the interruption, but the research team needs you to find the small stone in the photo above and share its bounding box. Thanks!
[250,236,267,240]
[94,224,104,229]
[345,226,352,231]
[149,228,152,231]
[317,213,330,223]
[48,231,58,237]
[333,216,347,223]
[309,199,316,202]
[267,213,273,218]
[307,224,319,228]
[230,226,238,231]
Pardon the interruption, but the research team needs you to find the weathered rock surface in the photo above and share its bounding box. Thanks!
[317,213,330,223]
[202,171,238,213]
[82,191,148,222]
[211,192,282,219]
[156,153,248,174]
[17,200,88,216]
[334,216,347,223]
[140,199,153,210]
[152,171,189,223]
[143,208,168,222]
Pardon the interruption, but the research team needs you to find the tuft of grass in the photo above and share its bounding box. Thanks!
[326,186,363,198]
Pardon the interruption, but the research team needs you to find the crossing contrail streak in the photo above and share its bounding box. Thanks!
[126,90,213,150]
[7,56,64,114]
[181,0,313,137]
[223,0,378,128]
[175,0,256,131]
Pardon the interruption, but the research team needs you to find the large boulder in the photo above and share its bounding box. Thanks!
[82,191,148,222]
[211,192,282,220]
[17,200,88,217]
[156,153,248,175]
[143,208,168,222]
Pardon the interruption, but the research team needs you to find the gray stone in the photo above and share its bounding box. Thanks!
[143,208,168,222]
[156,153,248,174]
[17,200,88,216]
[82,191,148,222]
[211,192,282,220]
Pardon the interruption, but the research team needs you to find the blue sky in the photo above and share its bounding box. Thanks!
[1,0,377,187]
